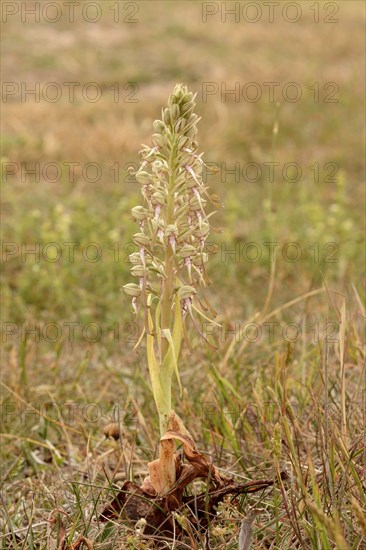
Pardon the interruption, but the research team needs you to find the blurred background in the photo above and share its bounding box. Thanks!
[2,0,364,333]
[1,2,365,542]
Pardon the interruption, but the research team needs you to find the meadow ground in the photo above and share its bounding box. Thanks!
[1,1,365,548]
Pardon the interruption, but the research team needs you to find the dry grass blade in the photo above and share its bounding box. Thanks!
[238,509,263,550]
[339,298,347,439]
[67,535,94,549]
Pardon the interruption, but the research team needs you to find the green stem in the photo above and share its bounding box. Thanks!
[158,139,177,435]
[161,250,173,361]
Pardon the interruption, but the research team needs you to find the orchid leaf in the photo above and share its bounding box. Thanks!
[162,328,182,398]
[147,311,169,423]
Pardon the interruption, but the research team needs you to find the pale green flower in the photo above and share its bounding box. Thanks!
[123,84,219,435]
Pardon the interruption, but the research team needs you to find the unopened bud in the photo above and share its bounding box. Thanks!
[181,101,195,116]
[193,223,209,237]
[165,224,178,237]
[177,136,189,149]
[178,222,194,239]
[178,285,196,300]
[132,232,150,247]
[135,171,151,184]
[178,245,197,258]
[131,206,147,221]
[152,133,166,148]
[163,108,171,125]
[180,152,194,166]
[129,252,143,265]
[131,265,146,278]
[174,118,186,133]
[123,283,142,297]
[182,92,194,105]
[170,103,180,123]
[169,93,179,107]
[151,191,166,206]
[187,114,199,126]
[192,253,208,265]
[186,126,198,140]
[153,119,165,133]
[189,196,206,211]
